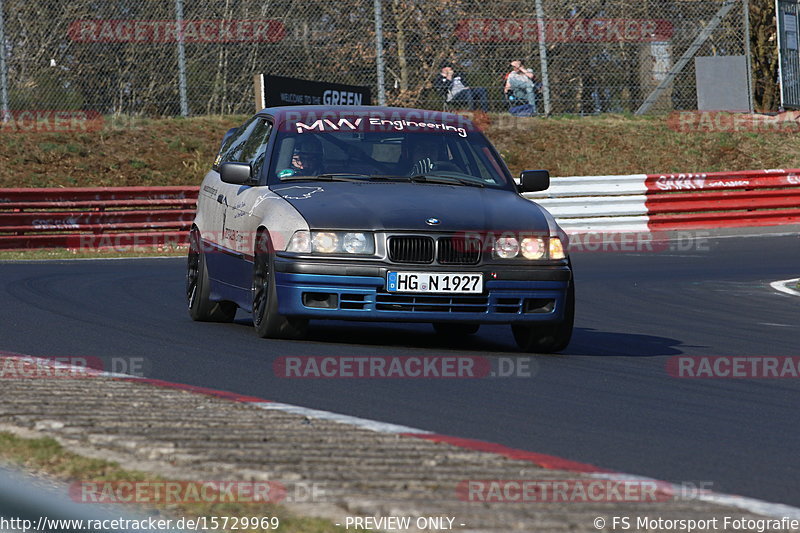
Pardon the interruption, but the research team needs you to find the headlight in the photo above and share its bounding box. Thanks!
[286,231,311,253]
[343,232,368,254]
[549,237,566,260]
[521,237,545,260]
[312,232,339,253]
[494,237,520,259]
[491,234,567,260]
[286,230,374,255]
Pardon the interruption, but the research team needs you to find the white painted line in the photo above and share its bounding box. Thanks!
[255,402,432,435]
[770,278,800,297]
[695,491,800,520]
[589,472,800,520]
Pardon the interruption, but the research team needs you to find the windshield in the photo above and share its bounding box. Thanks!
[268,127,514,188]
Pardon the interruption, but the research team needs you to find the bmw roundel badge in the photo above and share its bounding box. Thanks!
[426,217,440,225]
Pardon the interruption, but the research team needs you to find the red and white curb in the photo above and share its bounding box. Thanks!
[770,278,800,297]
[3,352,800,521]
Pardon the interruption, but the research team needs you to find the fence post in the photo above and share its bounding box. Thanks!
[175,0,189,116]
[0,0,8,122]
[534,0,552,115]
[373,0,387,106]
[743,0,753,112]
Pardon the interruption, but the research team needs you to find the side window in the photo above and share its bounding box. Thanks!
[445,137,501,184]
[215,116,260,168]
[246,120,274,180]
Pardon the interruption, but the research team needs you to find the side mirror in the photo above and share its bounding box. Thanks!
[219,162,253,184]
[518,170,550,192]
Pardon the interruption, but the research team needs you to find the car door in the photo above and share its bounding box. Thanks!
[202,116,263,292]
[219,118,275,291]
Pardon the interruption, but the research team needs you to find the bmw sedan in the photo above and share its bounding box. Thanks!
[187,106,574,352]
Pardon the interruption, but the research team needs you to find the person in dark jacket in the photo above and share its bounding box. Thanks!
[434,63,489,112]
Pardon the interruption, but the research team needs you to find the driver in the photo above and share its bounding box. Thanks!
[279,136,324,177]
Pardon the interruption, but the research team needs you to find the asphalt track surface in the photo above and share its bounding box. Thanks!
[1,233,799,507]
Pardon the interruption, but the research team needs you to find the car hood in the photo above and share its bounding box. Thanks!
[270,181,555,233]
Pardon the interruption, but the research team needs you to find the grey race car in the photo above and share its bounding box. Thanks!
[187,106,574,352]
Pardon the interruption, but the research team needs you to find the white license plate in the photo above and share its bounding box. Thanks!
[386,272,483,294]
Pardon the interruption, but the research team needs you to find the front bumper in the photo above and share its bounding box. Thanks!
[273,258,571,324]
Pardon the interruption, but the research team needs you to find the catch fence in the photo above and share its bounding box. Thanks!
[0,0,750,116]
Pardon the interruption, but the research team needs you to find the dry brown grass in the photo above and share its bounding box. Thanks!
[3,113,800,189]
[488,113,800,177]
[0,115,244,188]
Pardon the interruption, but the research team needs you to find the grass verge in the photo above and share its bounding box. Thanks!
[3,113,800,189]
[0,432,346,533]
[0,248,187,261]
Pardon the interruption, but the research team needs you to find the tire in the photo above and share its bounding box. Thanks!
[187,229,237,322]
[512,280,574,353]
[432,323,480,336]
[252,231,307,339]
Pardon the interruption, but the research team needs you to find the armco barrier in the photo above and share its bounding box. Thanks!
[525,168,800,233]
[0,187,197,250]
[2,169,799,250]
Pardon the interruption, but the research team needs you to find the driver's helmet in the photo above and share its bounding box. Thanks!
[291,136,324,174]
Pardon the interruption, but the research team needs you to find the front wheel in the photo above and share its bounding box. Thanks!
[187,229,236,323]
[512,281,574,353]
[252,232,307,339]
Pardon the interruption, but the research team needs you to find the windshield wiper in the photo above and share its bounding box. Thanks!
[281,173,372,182]
[409,173,485,187]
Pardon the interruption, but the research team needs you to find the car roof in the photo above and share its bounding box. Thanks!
[256,105,477,129]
